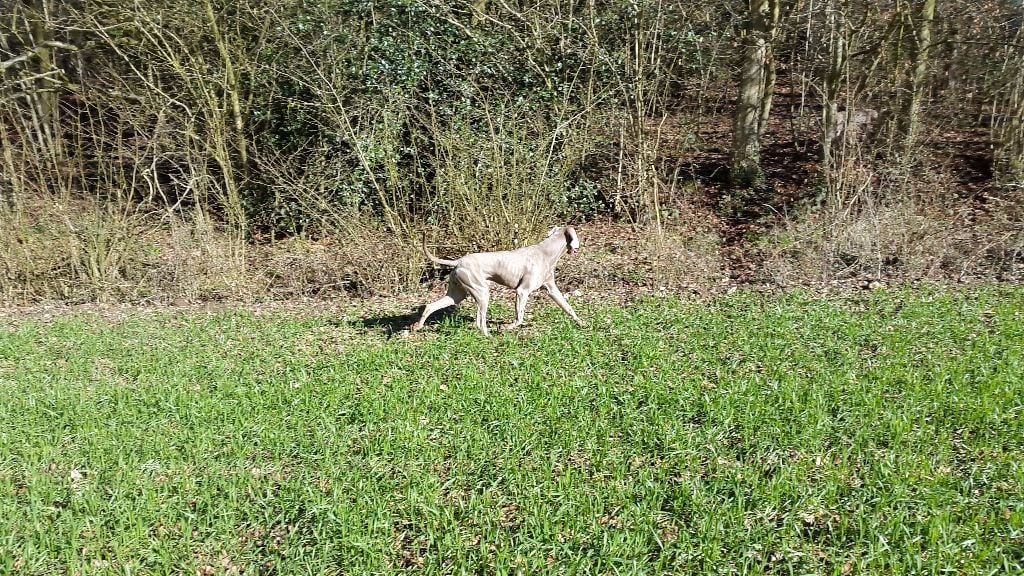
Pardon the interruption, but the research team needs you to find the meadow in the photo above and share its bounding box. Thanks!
[1,288,1022,574]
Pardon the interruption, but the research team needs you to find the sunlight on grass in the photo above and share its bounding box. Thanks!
[1,288,1022,574]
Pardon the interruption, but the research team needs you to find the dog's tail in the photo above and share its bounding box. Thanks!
[422,231,459,267]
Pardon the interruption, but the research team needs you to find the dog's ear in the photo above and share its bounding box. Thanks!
[546,226,559,238]
[563,226,580,250]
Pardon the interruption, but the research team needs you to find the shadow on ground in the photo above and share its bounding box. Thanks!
[359,305,463,337]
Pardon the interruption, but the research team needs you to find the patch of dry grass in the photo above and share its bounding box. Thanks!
[760,197,1024,286]
[149,210,250,301]
[553,211,726,300]
[2,183,1020,307]
[258,221,424,298]
[0,197,153,302]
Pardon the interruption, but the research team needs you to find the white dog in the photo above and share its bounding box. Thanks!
[411,226,585,335]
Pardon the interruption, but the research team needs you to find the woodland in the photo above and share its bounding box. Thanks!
[2,0,1022,303]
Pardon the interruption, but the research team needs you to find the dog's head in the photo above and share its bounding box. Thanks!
[548,225,580,255]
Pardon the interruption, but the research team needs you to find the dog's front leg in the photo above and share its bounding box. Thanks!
[544,280,585,327]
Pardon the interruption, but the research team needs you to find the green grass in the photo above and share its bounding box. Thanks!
[1,288,1022,575]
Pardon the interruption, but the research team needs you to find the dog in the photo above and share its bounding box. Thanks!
[411,226,585,336]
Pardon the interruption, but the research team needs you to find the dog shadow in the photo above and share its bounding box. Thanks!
[359,305,464,337]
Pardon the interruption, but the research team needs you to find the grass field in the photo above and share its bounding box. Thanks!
[1,288,1022,575]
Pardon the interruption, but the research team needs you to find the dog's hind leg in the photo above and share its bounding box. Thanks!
[461,284,491,336]
[502,286,533,331]
[411,282,466,331]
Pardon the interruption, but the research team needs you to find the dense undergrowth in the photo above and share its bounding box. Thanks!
[2,1,1022,303]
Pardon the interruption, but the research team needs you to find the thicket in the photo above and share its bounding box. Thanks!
[1,0,1022,302]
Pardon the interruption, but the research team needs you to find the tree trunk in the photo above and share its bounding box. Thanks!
[757,0,782,140]
[998,74,1024,184]
[731,0,770,187]
[204,0,248,173]
[471,0,488,25]
[899,0,936,154]
[203,0,249,234]
[821,0,847,177]
[994,3,1024,185]
[25,0,60,159]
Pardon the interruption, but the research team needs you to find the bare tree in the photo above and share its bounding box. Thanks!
[994,1,1024,185]
[898,0,937,155]
[820,0,848,177]
[731,0,772,187]
[757,0,783,140]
